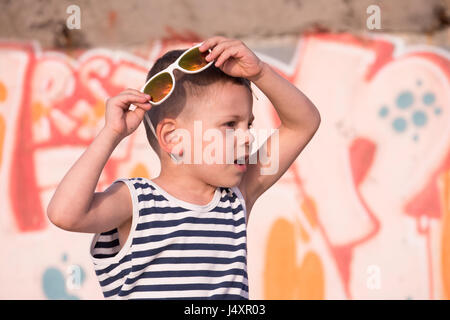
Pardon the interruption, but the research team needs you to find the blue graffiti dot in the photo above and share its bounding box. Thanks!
[42,267,79,300]
[396,91,414,109]
[378,106,389,118]
[416,80,422,86]
[62,253,68,263]
[434,107,442,115]
[412,111,427,127]
[42,268,65,299]
[392,117,407,133]
[413,134,419,142]
[422,92,435,105]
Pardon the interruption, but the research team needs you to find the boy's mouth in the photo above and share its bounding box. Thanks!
[233,155,249,172]
[233,155,249,164]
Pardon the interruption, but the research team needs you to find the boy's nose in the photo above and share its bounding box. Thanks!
[235,128,254,146]
[234,130,254,160]
[245,129,255,146]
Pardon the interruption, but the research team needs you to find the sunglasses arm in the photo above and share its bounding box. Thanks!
[144,112,157,138]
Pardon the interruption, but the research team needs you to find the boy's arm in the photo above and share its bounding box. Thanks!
[239,62,321,215]
[47,127,128,233]
[47,89,152,233]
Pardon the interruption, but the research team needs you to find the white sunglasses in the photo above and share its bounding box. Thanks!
[137,43,214,158]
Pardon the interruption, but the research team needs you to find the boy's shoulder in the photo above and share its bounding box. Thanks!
[110,177,147,189]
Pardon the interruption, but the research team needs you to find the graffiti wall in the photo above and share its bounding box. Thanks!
[0,33,449,299]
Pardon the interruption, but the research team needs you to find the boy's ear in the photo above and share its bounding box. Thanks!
[158,119,180,153]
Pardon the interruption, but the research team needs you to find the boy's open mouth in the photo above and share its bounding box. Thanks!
[233,155,249,164]
[233,155,249,172]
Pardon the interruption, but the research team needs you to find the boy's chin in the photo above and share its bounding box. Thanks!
[219,173,245,188]
[199,166,243,188]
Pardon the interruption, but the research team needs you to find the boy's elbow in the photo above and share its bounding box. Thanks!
[316,111,321,130]
[47,204,64,229]
[310,108,321,132]
[47,203,76,231]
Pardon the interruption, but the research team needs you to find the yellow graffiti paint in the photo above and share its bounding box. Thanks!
[130,163,150,179]
[295,251,324,299]
[94,100,106,119]
[0,81,7,102]
[297,220,310,243]
[264,218,324,299]
[81,114,90,126]
[31,101,49,122]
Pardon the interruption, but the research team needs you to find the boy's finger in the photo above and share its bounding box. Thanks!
[117,93,151,103]
[132,102,152,111]
[118,91,151,101]
[206,40,236,62]
[111,94,151,109]
[214,47,238,67]
[199,36,229,52]
[119,88,150,98]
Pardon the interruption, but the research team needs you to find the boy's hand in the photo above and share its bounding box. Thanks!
[104,88,152,140]
[199,37,265,82]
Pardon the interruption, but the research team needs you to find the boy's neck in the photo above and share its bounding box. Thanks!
[151,170,217,206]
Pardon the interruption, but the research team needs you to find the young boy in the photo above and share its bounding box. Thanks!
[47,36,321,299]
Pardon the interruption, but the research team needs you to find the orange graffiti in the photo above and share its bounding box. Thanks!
[0,81,7,102]
[130,163,150,179]
[264,218,324,299]
[31,101,50,122]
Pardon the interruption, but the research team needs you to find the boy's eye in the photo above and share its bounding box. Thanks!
[224,121,236,127]
[223,121,253,128]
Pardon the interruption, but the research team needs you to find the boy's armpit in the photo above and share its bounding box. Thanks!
[236,179,254,222]
[69,180,133,234]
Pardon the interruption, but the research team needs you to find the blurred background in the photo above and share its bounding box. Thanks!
[0,0,449,299]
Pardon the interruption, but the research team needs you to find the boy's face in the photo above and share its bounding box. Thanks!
[174,81,254,188]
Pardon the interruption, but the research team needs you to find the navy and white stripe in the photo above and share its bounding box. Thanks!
[90,177,248,299]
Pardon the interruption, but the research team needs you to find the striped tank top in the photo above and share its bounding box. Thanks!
[90,177,249,299]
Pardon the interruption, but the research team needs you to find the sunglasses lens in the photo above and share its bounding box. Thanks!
[143,72,173,103]
[179,47,210,71]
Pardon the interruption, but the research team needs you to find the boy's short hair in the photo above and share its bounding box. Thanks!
[143,48,253,157]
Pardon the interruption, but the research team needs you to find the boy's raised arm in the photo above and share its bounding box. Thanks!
[242,63,321,214]
[47,89,152,233]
